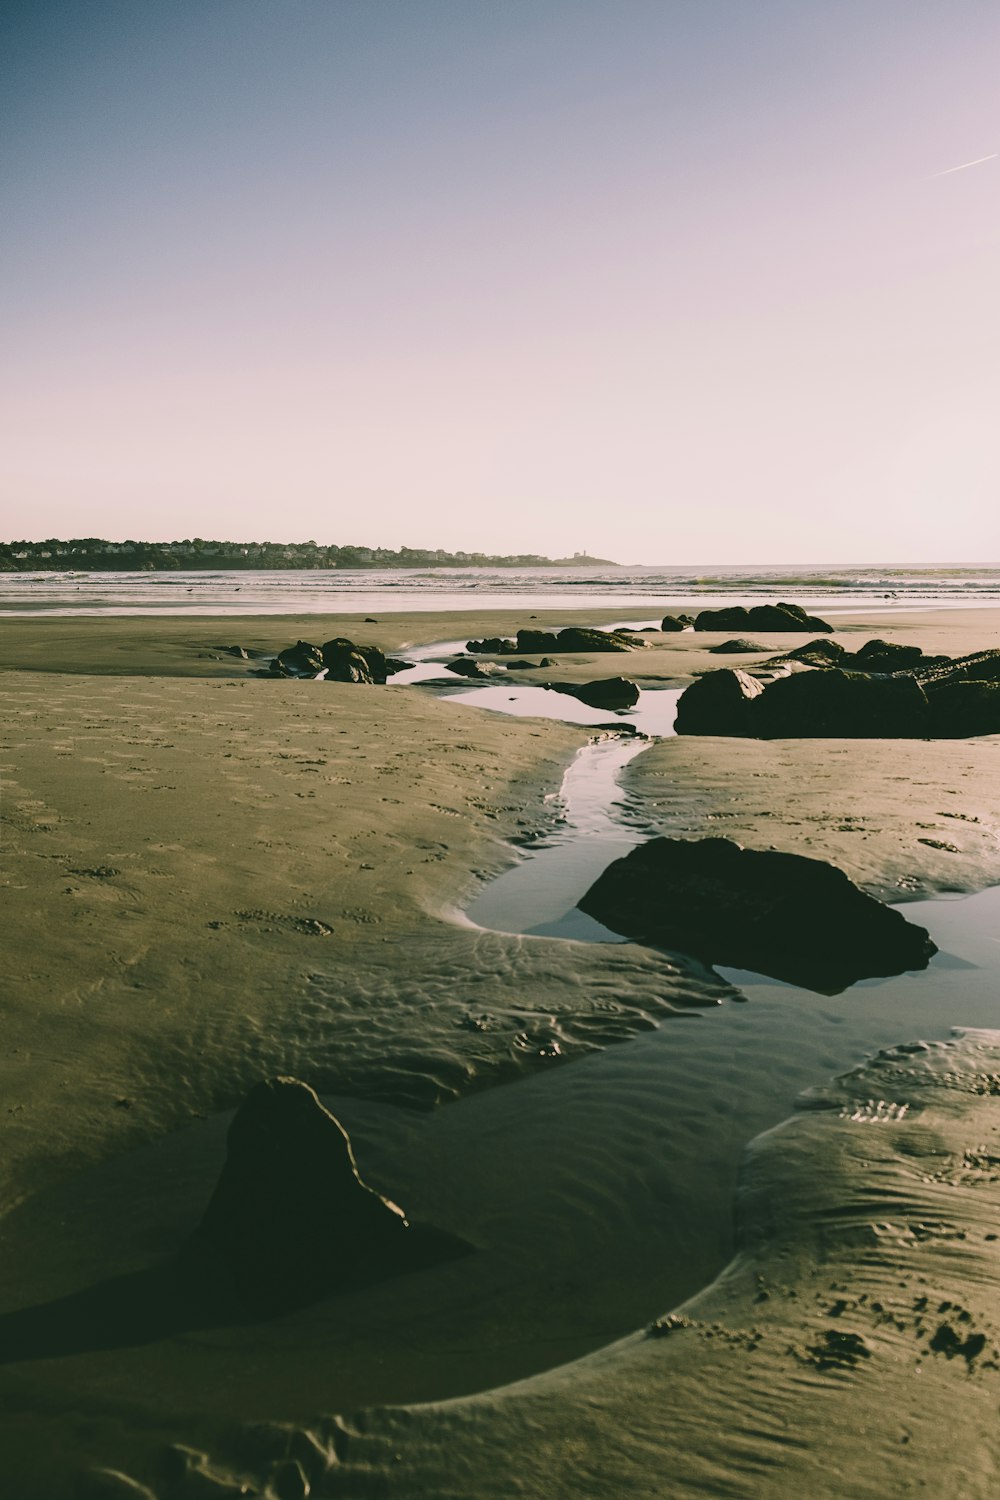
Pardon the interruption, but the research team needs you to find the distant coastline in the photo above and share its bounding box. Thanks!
[0,539,618,572]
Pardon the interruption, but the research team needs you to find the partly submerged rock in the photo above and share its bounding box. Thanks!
[467,626,648,655]
[446,656,504,679]
[547,677,640,710]
[321,638,387,683]
[271,640,326,677]
[179,1078,471,1315]
[578,837,937,993]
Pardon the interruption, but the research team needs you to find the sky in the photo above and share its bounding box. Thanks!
[2,0,998,564]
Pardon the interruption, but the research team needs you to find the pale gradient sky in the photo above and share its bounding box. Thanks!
[2,0,998,563]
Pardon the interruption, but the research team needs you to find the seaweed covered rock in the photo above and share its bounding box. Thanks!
[180,1078,471,1315]
[694,602,833,633]
[578,838,937,993]
[673,668,765,735]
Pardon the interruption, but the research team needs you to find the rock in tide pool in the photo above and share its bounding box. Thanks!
[547,676,640,710]
[578,837,937,993]
[179,1078,471,1315]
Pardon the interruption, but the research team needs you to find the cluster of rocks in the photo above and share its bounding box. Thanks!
[444,655,641,711]
[179,1077,470,1315]
[251,637,410,683]
[466,626,649,654]
[659,613,695,632]
[675,639,1000,738]
[578,836,936,993]
[691,601,834,632]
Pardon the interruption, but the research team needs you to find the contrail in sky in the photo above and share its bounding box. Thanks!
[930,152,998,177]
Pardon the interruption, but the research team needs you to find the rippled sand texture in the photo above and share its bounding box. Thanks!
[2,606,1000,1497]
[113,1028,1000,1500]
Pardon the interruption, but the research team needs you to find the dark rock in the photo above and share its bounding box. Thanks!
[548,677,640,710]
[769,638,846,667]
[180,1077,471,1315]
[364,616,378,623]
[674,668,765,735]
[466,636,516,654]
[849,638,925,673]
[708,638,768,654]
[539,657,555,667]
[578,837,936,994]
[385,657,412,675]
[272,641,326,677]
[694,603,833,633]
[514,628,559,652]
[660,614,687,632]
[752,669,929,738]
[445,656,504,679]
[321,638,389,683]
[468,626,648,656]
[553,627,648,652]
[926,680,1000,738]
[503,659,540,670]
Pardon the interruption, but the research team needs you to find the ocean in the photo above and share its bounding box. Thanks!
[2,563,1000,616]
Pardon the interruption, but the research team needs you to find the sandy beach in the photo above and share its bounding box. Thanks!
[2,604,1000,1497]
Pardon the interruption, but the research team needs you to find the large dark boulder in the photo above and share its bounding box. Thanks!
[694,603,833,633]
[752,669,929,738]
[926,680,1000,738]
[180,1078,471,1316]
[674,668,765,735]
[548,677,640,710]
[660,614,687,632]
[578,837,937,994]
[321,638,390,683]
[271,641,326,677]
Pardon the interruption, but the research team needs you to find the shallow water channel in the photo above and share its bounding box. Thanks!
[405,634,1000,1052]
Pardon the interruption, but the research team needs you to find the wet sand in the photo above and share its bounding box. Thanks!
[1,605,999,1496]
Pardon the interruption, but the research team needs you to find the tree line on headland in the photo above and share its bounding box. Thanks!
[0,539,615,572]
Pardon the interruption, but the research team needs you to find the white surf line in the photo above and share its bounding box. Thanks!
[930,151,997,177]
